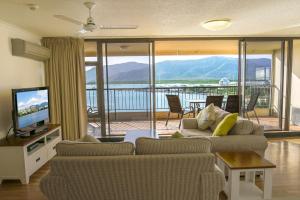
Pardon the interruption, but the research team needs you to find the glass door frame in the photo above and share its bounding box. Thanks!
[238,38,293,131]
[94,40,156,137]
[85,37,293,136]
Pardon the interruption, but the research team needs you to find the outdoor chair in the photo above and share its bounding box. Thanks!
[87,106,100,128]
[243,92,260,124]
[195,95,224,113]
[225,95,240,113]
[205,95,224,108]
[165,94,194,128]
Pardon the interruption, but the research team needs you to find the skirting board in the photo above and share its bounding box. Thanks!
[265,131,300,138]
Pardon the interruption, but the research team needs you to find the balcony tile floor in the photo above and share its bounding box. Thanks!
[88,117,300,137]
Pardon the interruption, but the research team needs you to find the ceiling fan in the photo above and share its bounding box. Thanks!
[54,1,138,33]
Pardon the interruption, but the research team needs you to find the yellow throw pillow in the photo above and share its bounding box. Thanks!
[171,131,184,138]
[213,113,238,136]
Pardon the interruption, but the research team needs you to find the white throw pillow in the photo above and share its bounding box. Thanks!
[229,119,254,135]
[210,106,230,131]
[196,103,216,130]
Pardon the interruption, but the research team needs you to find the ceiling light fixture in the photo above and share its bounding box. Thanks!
[202,19,232,31]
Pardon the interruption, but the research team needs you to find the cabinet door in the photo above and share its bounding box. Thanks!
[26,147,47,176]
[47,136,61,159]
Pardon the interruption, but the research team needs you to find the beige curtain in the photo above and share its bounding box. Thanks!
[42,37,87,140]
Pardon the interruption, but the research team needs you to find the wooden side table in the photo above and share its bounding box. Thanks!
[216,151,276,200]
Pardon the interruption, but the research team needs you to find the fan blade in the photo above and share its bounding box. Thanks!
[99,25,138,29]
[53,15,84,25]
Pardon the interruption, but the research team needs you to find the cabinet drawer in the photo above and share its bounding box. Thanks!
[27,147,47,176]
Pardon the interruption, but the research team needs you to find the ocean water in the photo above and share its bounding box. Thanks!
[86,83,235,112]
[18,109,49,128]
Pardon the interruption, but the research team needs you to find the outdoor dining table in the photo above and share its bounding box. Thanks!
[186,99,227,117]
[186,99,206,117]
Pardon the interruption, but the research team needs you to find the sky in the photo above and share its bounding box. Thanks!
[17,90,48,110]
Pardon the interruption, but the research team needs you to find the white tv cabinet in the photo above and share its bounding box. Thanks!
[0,124,61,184]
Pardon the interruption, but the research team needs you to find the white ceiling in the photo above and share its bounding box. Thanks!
[85,40,281,56]
[1,0,300,38]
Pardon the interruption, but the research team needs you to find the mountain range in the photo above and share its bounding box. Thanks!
[85,57,271,83]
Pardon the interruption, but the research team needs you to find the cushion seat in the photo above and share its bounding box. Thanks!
[181,129,212,137]
[181,129,267,157]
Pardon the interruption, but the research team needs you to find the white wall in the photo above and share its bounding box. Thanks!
[291,40,300,124]
[291,41,300,107]
[0,20,44,139]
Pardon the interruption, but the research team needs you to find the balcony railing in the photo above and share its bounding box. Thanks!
[86,85,273,114]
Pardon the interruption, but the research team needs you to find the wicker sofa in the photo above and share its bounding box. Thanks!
[181,117,268,157]
[40,138,225,200]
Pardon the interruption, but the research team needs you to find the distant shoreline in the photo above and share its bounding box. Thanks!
[86,79,239,85]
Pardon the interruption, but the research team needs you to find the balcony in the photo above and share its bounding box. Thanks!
[86,84,295,136]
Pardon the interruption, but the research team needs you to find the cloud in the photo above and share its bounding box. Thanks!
[18,91,48,110]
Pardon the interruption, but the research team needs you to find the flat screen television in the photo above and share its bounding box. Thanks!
[12,87,50,135]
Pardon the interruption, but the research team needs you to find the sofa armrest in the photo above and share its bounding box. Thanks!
[199,166,225,200]
[40,174,69,200]
[182,118,198,129]
[210,135,268,157]
[252,122,264,136]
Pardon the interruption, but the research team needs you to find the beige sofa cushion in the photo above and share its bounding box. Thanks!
[196,103,216,130]
[252,122,264,136]
[182,118,198,129]
[229,119,254,135]
[77,135,101,143]
[210,106,230,131]
[209,135,268,156]
[56,142,134,156]
[181,129,212,137]
[135,137,212,155]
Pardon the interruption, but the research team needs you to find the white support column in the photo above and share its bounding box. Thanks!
[228,170,240,200]
[263,169,273,199]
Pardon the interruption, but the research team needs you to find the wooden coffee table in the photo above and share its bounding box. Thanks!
[216,152,276,200]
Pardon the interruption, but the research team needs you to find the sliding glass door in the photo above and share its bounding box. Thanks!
[240,40,287,131]
[85,38,293,137]
[102,42,155,136]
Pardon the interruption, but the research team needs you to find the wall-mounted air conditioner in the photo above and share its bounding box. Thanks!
[11,38,50,61]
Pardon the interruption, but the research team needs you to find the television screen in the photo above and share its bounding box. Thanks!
[14,88,49,129]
